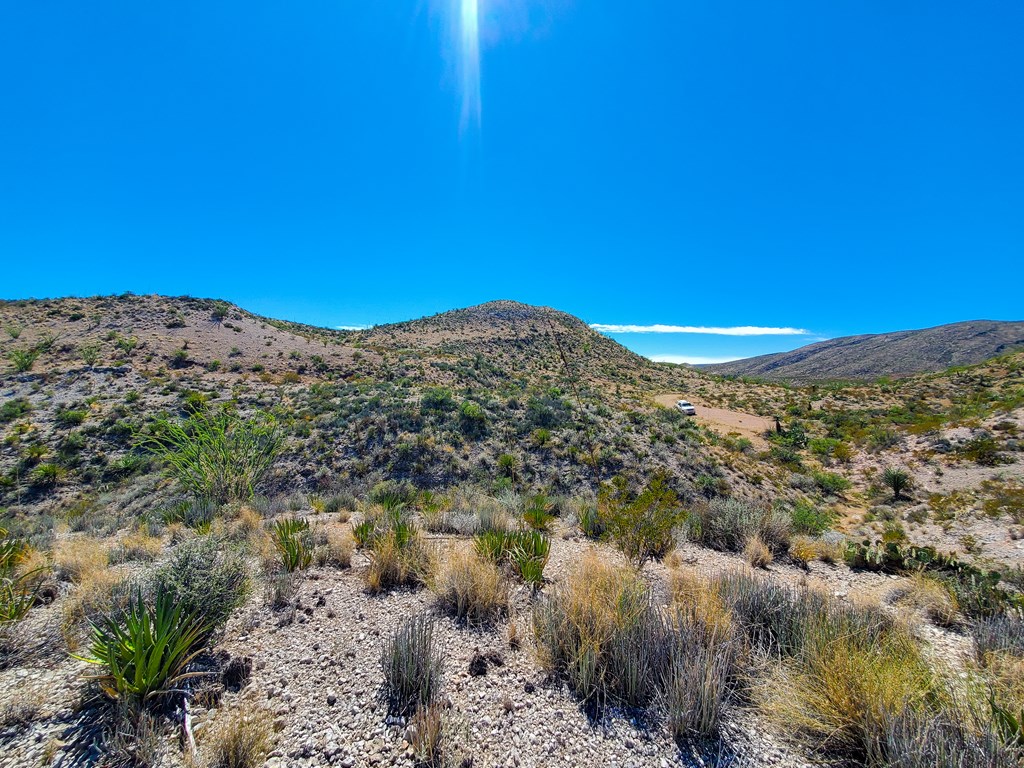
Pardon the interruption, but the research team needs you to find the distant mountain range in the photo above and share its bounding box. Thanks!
[700,320,1024,383]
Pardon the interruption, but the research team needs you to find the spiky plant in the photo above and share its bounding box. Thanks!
[76,589,210,704]
[883,467,912,501]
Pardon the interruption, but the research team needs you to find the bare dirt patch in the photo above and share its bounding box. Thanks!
[654,393,774,449]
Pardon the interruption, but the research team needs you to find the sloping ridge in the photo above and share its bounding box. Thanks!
[702,320,1024,382]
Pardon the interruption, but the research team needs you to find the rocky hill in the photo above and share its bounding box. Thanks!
[702,319,1024,383]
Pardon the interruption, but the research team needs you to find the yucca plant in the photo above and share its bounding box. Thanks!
[273,519,312,572]
[76,589,210,704]
[883,467,912,501]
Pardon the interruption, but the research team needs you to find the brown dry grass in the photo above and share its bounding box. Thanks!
[430,548,507,624]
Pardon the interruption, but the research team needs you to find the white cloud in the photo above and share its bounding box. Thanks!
[649,354,743,365]
[334,324,371,331]
[589,323,810,336]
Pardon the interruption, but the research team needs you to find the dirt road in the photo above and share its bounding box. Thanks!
[654,394,774,448]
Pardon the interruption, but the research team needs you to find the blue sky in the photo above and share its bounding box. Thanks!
[1,2,1022,363]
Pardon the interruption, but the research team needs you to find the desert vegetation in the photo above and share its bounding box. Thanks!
[0,294,1021,767]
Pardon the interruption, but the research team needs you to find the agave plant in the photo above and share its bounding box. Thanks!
[76,589,210,703]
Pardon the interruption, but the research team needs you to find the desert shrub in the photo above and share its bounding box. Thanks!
[687,498,791,554]
[381,613,443,715]
[0,397,31,423]
[458,401,487,437]
[790,500,835,535]
[324,492,357,517]
[431,549,507,624]
[138,409,282,504]
[420,387,454,412]
[599,471,684,566]
[153,537,248,634]
[76,588,209,705]
[812,470,852,496]
[958,436,1008,466]
[204,705,273,768]
[882,467,913,500]
[272,518,313,572]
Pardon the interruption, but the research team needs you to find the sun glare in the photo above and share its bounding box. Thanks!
[459,0,481,134]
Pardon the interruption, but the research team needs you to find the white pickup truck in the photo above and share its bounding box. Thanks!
[675,400,696,416]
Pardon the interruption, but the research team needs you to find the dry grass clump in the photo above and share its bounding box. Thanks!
[60,568,134,650]
[534,554,738,737]
[313,527,354,569]
[430,548,508,624]
[108,528,163,564]
[533,554,656,707]
[408,704,445,767]
[203,704,274,768]
[53,536,108,583]
[357,509,433,593]
[788,535,820,568]
[743,534,773,568]
[228,506,264,541]
[756,621,944,762]
[889,574,962,628]
[0,687,44,729]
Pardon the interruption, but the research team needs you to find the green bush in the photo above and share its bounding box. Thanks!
[599,471,684,567]
[812,470,852,496]
[790,500,835,535]
[153,538,248,635]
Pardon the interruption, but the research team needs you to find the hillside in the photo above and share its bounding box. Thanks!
[2,295,1023,768]
[702,319,1024,382]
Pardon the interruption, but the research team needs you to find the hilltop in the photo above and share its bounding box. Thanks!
[703,319,1024,383]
